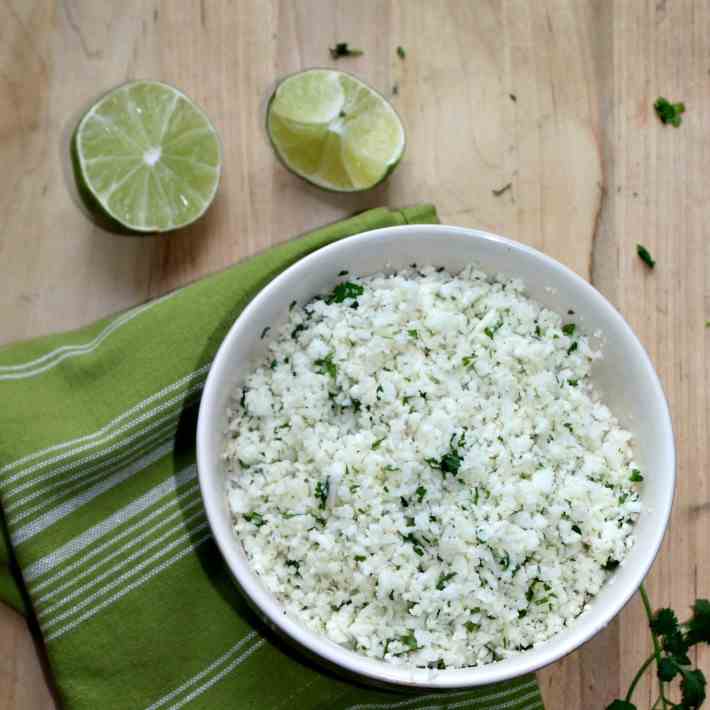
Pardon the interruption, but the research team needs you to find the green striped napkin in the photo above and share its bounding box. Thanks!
[0,204,543,710]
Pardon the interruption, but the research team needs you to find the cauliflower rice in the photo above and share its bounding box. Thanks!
[223,264,643,669]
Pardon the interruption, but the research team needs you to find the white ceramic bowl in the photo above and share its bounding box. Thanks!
[197,224,675,689]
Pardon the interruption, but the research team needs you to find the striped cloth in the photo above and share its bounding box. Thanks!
[0,205,544,710]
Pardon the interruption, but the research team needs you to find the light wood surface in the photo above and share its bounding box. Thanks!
[0,1,707,708]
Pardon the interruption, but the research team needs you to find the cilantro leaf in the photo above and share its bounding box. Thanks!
[657,656,679,682]
[605,702,636,710]
[651,607,679,637]
[654,96,685,127]
[315,479,330,510]
[436,572,457,590]
[630,469,644,482]
[314,352,337,379]
[399,631,418,651]
[372,436,386,450]
[687,598,710,645]
[637,244,656,269]
[415,485,427,502]
[567,341,578,355]
[325,281,364,303]
[562,323,576,336]
[396,45,406,59]
[243,512,265,527]
[680,667,706,708]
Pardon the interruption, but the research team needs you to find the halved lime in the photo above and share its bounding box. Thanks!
[267,70,405,192]
[74,80,222,233]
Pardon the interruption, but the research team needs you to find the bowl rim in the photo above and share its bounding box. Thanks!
[197,223,675,689]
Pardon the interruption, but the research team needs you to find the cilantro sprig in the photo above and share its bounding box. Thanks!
[654,97,685,127]
[607,585,710,709]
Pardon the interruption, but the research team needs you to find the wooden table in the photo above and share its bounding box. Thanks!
[1,2,708,708]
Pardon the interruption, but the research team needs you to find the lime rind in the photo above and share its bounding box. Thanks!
[267,70,404,192]
[75,80,222,233]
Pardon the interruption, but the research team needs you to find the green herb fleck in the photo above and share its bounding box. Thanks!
[289,300,297,311]
[637,243,656,269]
[315,479,330,510]
[270,359,277,370]
[244,512,265,527]
[462,355,475,368]
[314,352,337,379]
[291,323,307,339]
[326,281,364,303]
[396,45,406,59]
[571,524,582,535]
[338,269,349,276]
[436,572,457,590]
[407,329,418,338]
[630,469,644,482]
[567,341,578,355]
[285,559,301,575]
[654,96,685,127]
[416,486,427,502]
[372,437,386,450]
[465,620,480,633]
[568,379,578,387]
[329,42,364,59]
[400,496,409,508]
[562,323,576,336]
[260,326,270,339]
[399,631,418,652]
[354,555,366,562]
[603,558,620,572]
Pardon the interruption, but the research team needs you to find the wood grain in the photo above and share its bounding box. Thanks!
[0,1,707,708]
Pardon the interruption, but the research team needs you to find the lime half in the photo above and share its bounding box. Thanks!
[74,81,222,233]
[267,70,405,192]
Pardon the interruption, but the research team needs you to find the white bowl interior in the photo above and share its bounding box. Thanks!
[197,225,674,688]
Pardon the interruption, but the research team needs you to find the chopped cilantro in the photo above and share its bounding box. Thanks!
[314,352,337,379]
[400,496,409,508]
[462,355,475,368]
[416,485,427,502]
[567,341,578,355]
[270,359,277,369]
[315,479,330,510]
[354,555,366,562]
[338,269,349,276]
[326,281,364,303]
[630,469,644,482]
[243,512,265,527]
[484,321,502,339]
[396,45,406,59]
[407,329,418,338]
[603,558,620,572]
[562,323,576,336]
[289,300,297,311]
[465,620,480,633]
[654,96,685,127]
[399,631,418,651]
[372,436,386,450]
[436,572,457,590]
[568,379,578,387]
[637,243,656,269]
[260,326,270,339]
[285,559,301,575]
[291,323,307,339]
[329,42,363,59]
[571,524,582,535]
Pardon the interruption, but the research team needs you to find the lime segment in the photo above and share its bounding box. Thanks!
[267,70,404,192]
[75,81,221,232]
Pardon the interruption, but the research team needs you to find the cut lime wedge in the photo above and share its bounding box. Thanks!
[74,80,222,233]
[267,70,405,192]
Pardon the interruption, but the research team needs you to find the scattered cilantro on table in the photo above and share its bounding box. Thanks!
[654,97,685,127]
[638,244,656,269]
